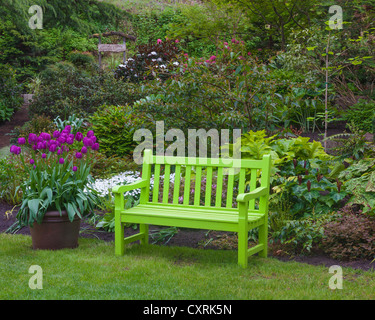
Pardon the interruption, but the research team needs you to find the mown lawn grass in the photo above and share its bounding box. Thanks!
[1,233,374,300]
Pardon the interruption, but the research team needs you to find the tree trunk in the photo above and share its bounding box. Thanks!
[324,33,331,151]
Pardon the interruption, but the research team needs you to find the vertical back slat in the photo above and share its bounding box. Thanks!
[204,167,213,207]
[162,164,171,203]
[140,149,152,204]
[226,169,234,208]
[194,166,202,206]
[215,167,223,207]
[259,155,271,213]
[152,164,161,202]
[238,168,246,195]
[249,168,257,210]
[183,166,192,205]
[172,165,181,204]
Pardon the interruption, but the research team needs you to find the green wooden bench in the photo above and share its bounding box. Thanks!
[113,149,271,267]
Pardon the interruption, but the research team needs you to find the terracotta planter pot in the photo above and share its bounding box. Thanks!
[29,210,81,250]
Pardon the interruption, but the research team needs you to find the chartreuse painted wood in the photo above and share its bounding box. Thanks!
[113,149,271,267]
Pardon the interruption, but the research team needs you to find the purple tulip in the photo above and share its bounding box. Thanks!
[42,153,47,159]
[91,143,99,151]
[18,137,26,145]
[57,149,62,155]
[28,133,37,144]
[66,137,74,145]
[72,166,78,172]
[91,136,97,143]
[57,136,66,144]
[83,137,93,147]
[86,130,94,138]
[10,145,21,155]
[53,130,61,138]
[30,159,35,165]
[49,144,57,153]
[75,152,82,159]
[64,125,72,133]
[81,146,87,154]
[75,132,83,142]
[32,144,37,151]
[59,158,65,164]
[41,132,51,141]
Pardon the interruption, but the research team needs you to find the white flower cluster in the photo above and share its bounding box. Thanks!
[89,171,177,199]
[118,58,134,68]
[89,171,142,198]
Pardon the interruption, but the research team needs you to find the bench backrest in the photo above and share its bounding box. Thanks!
[140,149,271,210]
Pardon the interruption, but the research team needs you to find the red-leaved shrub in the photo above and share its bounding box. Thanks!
[322,206,375,261]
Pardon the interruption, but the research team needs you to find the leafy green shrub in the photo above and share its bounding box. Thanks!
[90,153,138,179]
[29,62,143,119]
[270,213,337,255]
[0,156,26,205]
[229,130,346,218]
[10,114,56,145]
[322,206,375,261]
[67,51,95,68]
[324,122,375,160]
[0,64,23,122]
[131,9,185,46]
[90,105,143,158]
[273,160,347,218]
[337,158,375,213]
[343,99,375,132]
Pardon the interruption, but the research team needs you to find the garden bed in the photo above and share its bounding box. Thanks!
[1,201,374,272]
[1,103,374,272]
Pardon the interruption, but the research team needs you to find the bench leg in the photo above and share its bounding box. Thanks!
[140,224,149,245]
[238,226,248,268]
[115,221,125,256]
[258,222,268,258]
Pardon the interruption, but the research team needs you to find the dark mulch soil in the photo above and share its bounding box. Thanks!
[1,103,374,272]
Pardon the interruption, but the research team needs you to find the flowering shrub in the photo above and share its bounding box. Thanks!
[133,38,294,133]
[11,126,101,227]
[114,39,180,83]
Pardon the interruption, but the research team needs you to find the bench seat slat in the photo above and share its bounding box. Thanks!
[140,203,263,216]
[120,204,264,225]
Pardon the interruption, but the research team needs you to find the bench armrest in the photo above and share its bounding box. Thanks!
[236,187,268,203]
[112,179,148,194]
